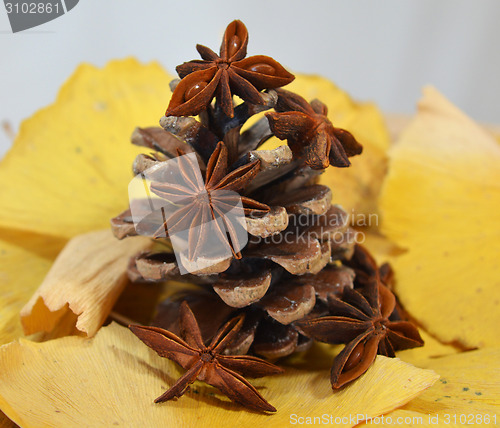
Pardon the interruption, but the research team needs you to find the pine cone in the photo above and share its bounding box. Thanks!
[111,20,422,387]
[110,92,360,357]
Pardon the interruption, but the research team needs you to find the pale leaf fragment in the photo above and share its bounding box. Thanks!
[20,230,152,338]
[0,59,174,239]
[362,348,500,427]
[0,323,438,428]
[380,87,500,348]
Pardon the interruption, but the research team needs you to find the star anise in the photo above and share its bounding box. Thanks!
[129,301,283,412]
[150,141,269,264]
[166,20,295,118]
[296,245,423,389]
[266,89,363,169]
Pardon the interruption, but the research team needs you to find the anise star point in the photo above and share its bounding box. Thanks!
[130,301,283,412]
[296,245,424,389]
[149,141,269,266]
[266,89,363,169]
[166,20,295,118]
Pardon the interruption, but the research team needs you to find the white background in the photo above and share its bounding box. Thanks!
[0,0,499,158]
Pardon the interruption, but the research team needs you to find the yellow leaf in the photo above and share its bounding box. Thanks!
[21,230,152,338]
[380,87,500,348]
[397,330,459,367]
[358,409,462,427]
[0,229,65,345]
[0,323,438,428]
[403,347,500,415]
[0,58,174,239]
[260,74,390,218]
[367,348,500,427]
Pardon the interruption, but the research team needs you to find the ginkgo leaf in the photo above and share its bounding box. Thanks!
[385,113,500,147]
[0,230,65,345]
[0,58,174,239]
[21,230,152,338]
[397,330,458,367]
[403,347,500,416]
[0,323,438,428]
[380,86,500,348]
[260,74,390,218]
[364,347,500,427]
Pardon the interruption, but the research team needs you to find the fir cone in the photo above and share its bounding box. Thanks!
[111,20,422,399]
[111,98,358,279]
[110,95,360,358]
[148,259,357,360]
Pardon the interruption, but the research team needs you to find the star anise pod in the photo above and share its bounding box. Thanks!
[150,141,269,264]
[296,245,423,389]
[129,301,283,412]
[166,20,295,118]
[266,89,363,169]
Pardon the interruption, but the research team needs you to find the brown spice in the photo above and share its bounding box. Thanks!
[266,89,363,169]
[149,141,269,261]
[166,20,294,118]
[296,245,424,389]
[130,301,282,412]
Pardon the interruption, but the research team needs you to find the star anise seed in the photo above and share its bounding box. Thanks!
[266,89,363,169]
[166,20,295,118]
[295,245,423,389]
[130,301,283,412]
[150,141,269,262]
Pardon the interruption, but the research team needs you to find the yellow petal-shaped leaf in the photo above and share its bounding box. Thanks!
[403,347,500,417]
[21,229,152,338]
[366,348,500,427]
[0,229,65,345]
[0,58,174,239]
[397,330,459,367]
[380,87,500,348]
[0,323,438,428]
[261,74,390,218]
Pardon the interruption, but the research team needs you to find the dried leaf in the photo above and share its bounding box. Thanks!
[364,348,500,427]
[397,329,459,367]
[0,59,174,239]
[380,87,500,348]
[0,230,65,345]
[401,347,500,416]
[0,323,438,427]
[21,230,152,337]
